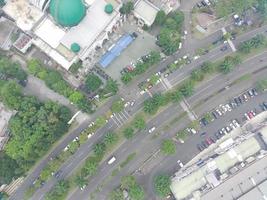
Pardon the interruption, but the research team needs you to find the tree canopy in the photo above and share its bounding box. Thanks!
[85,74,103,92]
[153,174,171,197]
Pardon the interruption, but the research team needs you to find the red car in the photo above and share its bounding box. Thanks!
[205,137,213,145]
[248,112,254,119]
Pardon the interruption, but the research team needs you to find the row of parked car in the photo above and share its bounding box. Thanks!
[197,119,240,151]
[210,88,258,120]
[196,0,217,8]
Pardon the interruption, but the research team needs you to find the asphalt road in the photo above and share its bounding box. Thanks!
[10,11,225,200]
[96,59,267,199]
[65,52,267,199]
[10,15,267,200]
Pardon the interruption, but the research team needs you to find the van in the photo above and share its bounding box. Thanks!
[108,156,116,165]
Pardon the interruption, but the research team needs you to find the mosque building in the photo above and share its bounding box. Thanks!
[3,0,123,70]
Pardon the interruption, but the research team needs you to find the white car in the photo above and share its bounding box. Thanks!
[232,119,240,127]
[177,160,184,168]
[225,104,232,112]
[148,126,156,133]
[80,184,87,190]
[229,123,235,130]
[190,128,197,134]
[87,133,93,139]
[216,109,222,116]
[244,113,250,120]
[140,90,146,95]
[124,102,130,107]
[64,145,70,152]
[193,55,200,60]
[130,101,135,106]
[108,156,116,165]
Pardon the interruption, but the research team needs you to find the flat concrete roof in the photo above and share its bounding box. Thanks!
[34,17,66,49]
[201,155,267,200]
[3,0,43,31]
[134,0,159,26]
[170,137,262,200]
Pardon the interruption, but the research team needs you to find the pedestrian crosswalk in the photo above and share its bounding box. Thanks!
[110,109,131,127]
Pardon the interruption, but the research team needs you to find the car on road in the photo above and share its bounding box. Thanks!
[244,112,250,120]
[80,184,87,190]
[215,132,222,140]
[216,109,222,116]
[220,46,228,51]
[148,126,156,133]
[248,90,254,97]
[108,156,116,165]
[212,111,218,119]
[53,170,62,179]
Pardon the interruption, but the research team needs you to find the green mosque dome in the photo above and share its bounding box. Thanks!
[50,0,86,27]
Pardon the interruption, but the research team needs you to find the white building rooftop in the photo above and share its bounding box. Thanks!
[3,0,44,31]
[134,0,159,26]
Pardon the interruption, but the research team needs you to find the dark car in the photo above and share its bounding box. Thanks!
[197,144,204,151]
[212,111,218,119]
[54,170,62,179]
[263,102,267,110]
[200,132,207,137]
[200,118,208,126]
[220,46,228,51]
[201,141,208,148]
[132,32,138,38]
[215,132,221,140]
[252,88,258,96]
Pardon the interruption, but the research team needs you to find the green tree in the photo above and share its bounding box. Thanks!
[85,74,103,92]
[179,80,194,97]
[161,139,176,155]
[74,174,87,188]
[0,153,23,185]
[45,180,70,200]
[191,69,204,82]
[133,116,146,130]
[153,174,171,197]
[154,10,166,26]
[143,94,166,114]
[121,73,133,84]
[109,188,124,200]
[121,175,136,190]
[69,91,83,104]
[0,0,5,6]
[0,81,22,109]
[201,61,214,73]
[123,127,134,139]
[111,99,124,113]
[27,59,42,75]
[104,79,119,95]
[83,157,99,177]
[258,0,267,20]
[69,60,83,74]
[129,184,145,200]
[93,142,106,157]
[119,1,134,14]
[104,132,118,146]
[170,90,182,102]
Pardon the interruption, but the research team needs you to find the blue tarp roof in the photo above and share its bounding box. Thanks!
[99,34,134,68]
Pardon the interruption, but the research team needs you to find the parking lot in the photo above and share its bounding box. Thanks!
[103,23,160,81]
[196,88,267,152]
